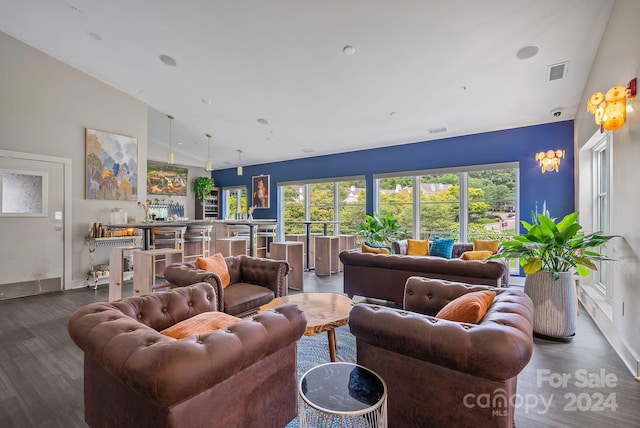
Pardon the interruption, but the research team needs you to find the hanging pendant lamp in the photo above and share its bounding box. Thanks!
[205,133,213,172]
[167,114,175,164]
[237,150,243,176]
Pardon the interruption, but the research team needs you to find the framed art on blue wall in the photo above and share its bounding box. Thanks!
[252,174,270,208]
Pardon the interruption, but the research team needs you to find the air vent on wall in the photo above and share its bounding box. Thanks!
[548,62,568,81]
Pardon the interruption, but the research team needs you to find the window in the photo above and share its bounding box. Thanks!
[593,136,612,301]
[223,186,247,220]
[280,177,366,236]
[378,176,414,238]
[376,164,518,270]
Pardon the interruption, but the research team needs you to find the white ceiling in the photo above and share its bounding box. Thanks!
[0,0,614,169]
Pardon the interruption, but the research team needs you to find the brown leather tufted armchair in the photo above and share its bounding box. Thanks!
[68,282,307,428]
[163,254,289,317]
[348,276,534,428]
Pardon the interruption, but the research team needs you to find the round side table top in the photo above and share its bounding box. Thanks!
[299,362,387,416]
[258,292,353,336]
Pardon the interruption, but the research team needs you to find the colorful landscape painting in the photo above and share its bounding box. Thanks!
[147,162,188,196]
[85,128,138,200]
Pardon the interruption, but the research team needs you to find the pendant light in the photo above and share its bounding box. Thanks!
[205,133,213,172]
[237,149,243,176]
[167,114,175,164]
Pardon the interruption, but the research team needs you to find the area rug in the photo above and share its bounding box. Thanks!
[286,325,357,428]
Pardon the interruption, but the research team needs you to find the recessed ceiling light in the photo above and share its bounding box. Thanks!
[87,31,102,41]
[159,54,177,67]
[201,99,211,105]
[257,118,269,125]
[302,148,314,153]
[177,141,182,146]
[428,127,447,134]
[516,45,539,60]
[343,45,355,55]
[266,137,274,142]
[389,112,399,118]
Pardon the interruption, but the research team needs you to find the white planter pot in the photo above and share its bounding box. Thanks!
[523,271,577,339]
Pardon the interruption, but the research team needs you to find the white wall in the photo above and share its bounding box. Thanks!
[575,0,640,378]
[0,31,148,289]
[0,31,224,290]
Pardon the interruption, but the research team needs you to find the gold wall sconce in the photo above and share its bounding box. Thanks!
[587,78,636,132]
[536,149,565,173]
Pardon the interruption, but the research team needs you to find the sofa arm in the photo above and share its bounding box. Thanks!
[349,295,533,381]
[69,295,307,407]
[163,263,224,311]
[227,255,289,297]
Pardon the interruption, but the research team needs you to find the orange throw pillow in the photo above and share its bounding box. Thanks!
[473,239,499,254]
[160,311,241,339]
[407,239,429,256]
[362,244,390,254]
[460,250,493,261]
[436,290,497,324]
[196,253,231,287]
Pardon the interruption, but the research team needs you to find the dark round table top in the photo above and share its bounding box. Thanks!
[299,362,387,415]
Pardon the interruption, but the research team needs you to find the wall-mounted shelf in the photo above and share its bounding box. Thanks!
[195,187,220,220]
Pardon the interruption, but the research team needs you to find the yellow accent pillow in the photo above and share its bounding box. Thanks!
[460,250,493,261]
[407,239,430,256]
[362,244,390,255]
[436,290,497,324]
[473,239,500,254]
[196,253,231,288]
[160,311,241,339]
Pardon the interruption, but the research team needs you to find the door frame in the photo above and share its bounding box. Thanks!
[0,149,72,289]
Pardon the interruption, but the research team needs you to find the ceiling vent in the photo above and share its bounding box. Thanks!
[428,127,447,134]
[548,62,568,81]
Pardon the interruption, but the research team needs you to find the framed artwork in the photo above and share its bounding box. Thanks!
[0,169,48,217]
[252,174,270,208]
[86,128,138,200]
[147,161,188,196]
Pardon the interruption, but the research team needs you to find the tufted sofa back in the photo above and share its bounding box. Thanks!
[109,281,216,331]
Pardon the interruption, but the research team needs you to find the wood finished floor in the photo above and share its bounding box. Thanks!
[0,273,638,428]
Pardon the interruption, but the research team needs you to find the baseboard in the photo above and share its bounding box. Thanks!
[578,285,640,380]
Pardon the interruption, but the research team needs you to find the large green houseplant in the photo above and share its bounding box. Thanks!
[492,207,615,339]
[356,212,406,251]
[192,176,215,201]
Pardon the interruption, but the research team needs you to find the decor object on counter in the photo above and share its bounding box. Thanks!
[586,77,636,132]
[252,175,270,208]
[147,161,188,196]
[490,204,615,340]
[355,212,406,250]
[535,149,565,173]
[192,176,215,202]
[85,128,137,200]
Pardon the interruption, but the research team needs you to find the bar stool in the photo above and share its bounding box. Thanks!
[184,224,213,260]
[256,224,277,257]
[151,226,187,250]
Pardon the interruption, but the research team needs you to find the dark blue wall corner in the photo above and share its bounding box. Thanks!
[212,120,576,226]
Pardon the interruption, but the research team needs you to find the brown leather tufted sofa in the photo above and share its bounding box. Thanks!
[349,277,534,428]
[163,254,289,317]
[340,249,509,305]
[68,282,307,428]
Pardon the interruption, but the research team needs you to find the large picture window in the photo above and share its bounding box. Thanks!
[280,177,366,237]
[376,164,518,270]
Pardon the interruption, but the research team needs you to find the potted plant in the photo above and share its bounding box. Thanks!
[356,212,406,251]
[192,176,215,201]
[491,206,615,340]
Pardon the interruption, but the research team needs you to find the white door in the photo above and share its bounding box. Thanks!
[0,152,66,299]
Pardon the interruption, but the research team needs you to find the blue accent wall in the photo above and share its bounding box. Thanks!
[212,121,575,230]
